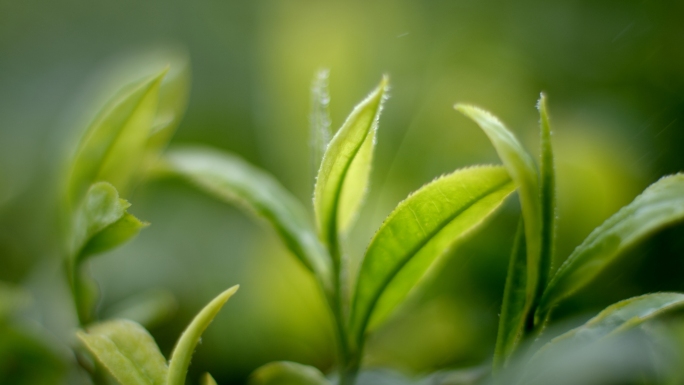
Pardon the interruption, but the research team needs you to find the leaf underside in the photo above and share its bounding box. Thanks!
[538,174,684,317]
[350,165,515,343]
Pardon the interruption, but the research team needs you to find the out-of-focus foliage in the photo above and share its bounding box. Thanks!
[1,0,684,384]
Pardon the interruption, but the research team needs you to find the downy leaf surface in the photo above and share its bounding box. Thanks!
[538,174,684,316]
[309,69,332,176]
[249,361,330,385]
[164,147,331,290]
[68,70,165,203]
[167,285,239,385]
[77,319,168,385]
[314,77,388,252]
[350,166,515,343]
[455,105,544,311]
[493,220,527,370]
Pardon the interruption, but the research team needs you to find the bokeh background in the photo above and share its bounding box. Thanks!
[1,0,684,384]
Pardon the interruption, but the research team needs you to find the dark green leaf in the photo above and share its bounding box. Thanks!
[167,285,239,385]
[455,105,543,312]
[163,147,332,291]
[537,93,556,315]
[538,174,684,316]
[493,220,527,370]
[314,76,388,253]
[77,319,168,385]
[350,166,515,343]
[249,361,330,385]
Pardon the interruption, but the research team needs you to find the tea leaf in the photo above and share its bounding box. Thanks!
[77,319,167,385]
[540,293,684,352]
[314,76,388,254]
[350,166,515,342]
[455,105,543,319]
[310,69,332,175]
[202,373,218,385]
[80,213,148,259]
[69,70,166,203]
[249,361,330,385]
[538,174,684,317]
[164,147,332,290]
[538,94,556,311]
[493,220,527,370]
[167,285,239,385]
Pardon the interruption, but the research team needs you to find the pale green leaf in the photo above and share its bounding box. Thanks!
[167,285,239,385]
[455,105,543,317]
[314,76,388,254]
[248,361,330,385]
[80,213,148,259]
[68,69,165,203]
[538,174,684,317]
[350,166,515,343]
[493,220,527,370]
[202,373,218,385]
[310,69,332,175]
[537,293,684,356]
[163,147,332,291]
[104,289,177,329]
[77,319,168,385]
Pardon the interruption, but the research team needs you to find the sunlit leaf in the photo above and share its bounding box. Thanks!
[104,289,177,329]
[538,174,684,317]
[202,373,218,385]
[77,319,168,385]
[455,105,543,312]
[310,69,332,176]
[163,147,332,291]
[314,76,388,254]
[493,220,527,370]
[350,166,515,344]
[167,285,239,385]
[68,69,166,203]
[539,293,684,354]
[248,361,330,385]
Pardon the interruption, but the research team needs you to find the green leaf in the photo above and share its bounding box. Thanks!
[314,76,388,254]
[68,69,166,204]
[537,293,684,355]
[538,174,684,317]
[310,69,332,176]
[0,282,32,319]
[167,285,239,385]
[455,105,543,318]
[350,166,515,343]
[537,93,556,313]
[248,361,330,385]
[163,146,332,292]
[202,373,218,385]
[80,213,148,259]
[77,319,168,385]
[493,220,527,370]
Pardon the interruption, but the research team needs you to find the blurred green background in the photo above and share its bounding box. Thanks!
[1,0,684,383]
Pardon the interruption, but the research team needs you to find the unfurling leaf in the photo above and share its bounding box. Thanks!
[314,76,388,255]
[350,166,515,344]
[493,220,527,370]
[455,105,544,314]
[538,174,684,317]
[77,319,168,385]
[167,285,239,385]
[249,361,330,385]
[163,147,332,292]
[68,70,166,203]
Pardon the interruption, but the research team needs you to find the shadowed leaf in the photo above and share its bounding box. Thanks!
[249,361,330,385]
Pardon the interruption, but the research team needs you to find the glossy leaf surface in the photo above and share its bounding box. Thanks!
[539,174,684,316]
[164,147,331,288]
[68,70,165,203]
[314,76,387,250]
[77,319,167,385]
[167,285,239,385]
[455,105,543,311]
[249,361,330,385]
[350,166,515,342]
